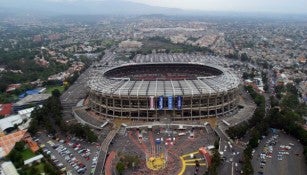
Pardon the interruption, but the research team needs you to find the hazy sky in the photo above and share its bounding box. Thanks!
[3,0,307,14]
[128,0,306,14]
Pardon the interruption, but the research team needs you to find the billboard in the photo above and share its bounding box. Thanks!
[149,96,154,110]
[168,96,173,110]
[158,96,163,110]
[177,96,182,109]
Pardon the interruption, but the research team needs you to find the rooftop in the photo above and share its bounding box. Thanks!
[0,104,12,116]
[1,161,19,175]
[0,107,34,132]
[14,94,51,107]
[0,130,27,157]
[24,154,43,165]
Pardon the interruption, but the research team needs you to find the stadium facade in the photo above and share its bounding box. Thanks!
[87,56,240,121]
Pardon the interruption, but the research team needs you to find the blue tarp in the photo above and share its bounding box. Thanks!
[19,89,40,99]
[26,89,40,95]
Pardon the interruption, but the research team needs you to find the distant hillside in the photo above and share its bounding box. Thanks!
[0,0,184,16]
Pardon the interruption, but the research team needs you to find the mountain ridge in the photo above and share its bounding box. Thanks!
[0,0,184,16]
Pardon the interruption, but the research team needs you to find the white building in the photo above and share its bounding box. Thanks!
[24,154,44,166]
[1,161,19,175]
[0,107,35,132]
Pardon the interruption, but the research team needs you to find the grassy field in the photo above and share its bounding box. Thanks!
[45,85,65,94]
[21,148,36,160]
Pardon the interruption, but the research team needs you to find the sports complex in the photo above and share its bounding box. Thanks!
[87,54,240,121]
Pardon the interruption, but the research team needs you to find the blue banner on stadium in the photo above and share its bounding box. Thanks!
[168,96,173,110]
[158,96,163,110]
[177,96,182,109]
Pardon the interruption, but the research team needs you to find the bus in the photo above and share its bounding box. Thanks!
[222,120,230,126]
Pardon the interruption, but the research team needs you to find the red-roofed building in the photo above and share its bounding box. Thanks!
[5,84,21,93]
[0,130,27,158]
[23,133,39,153]
[0,104,12,117]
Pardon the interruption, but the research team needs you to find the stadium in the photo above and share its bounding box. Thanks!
[87,55,240,121]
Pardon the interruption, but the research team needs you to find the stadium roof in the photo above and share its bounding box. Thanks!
[88,62,239,96]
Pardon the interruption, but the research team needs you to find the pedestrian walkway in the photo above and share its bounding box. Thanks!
[105,151,116,175]
[101,129,118,153]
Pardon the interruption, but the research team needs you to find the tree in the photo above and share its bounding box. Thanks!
[116,161,125,175]
[7,149,23,168]
[51,89,61,98]
[86,130,98,143]
[14,141,26,151]
[248,129,260,148]
[68,123,98,142]
[281,93,299,110]
[208,149,221,175]
[270,96,279,107]
[44,162,58,175]
[29,166,40,175]
[28,94,63,134]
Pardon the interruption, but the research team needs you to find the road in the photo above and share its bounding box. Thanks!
[216,85,258,174]
[60,68,91,121]
[60,49,116,122]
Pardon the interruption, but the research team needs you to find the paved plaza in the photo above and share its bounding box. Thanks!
[106,123,218,175]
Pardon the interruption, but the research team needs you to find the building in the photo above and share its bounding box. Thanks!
[5,84,21,93]
[13,94,51,112]
[0,104,13,117]
[0,107,35,133]
[23,133,39,153]
[0,130,27,158]
[88,56,240,121]
[118,40,142,51]
[18,88,45,99]
[24,154,44,166]
[1,161,19,175]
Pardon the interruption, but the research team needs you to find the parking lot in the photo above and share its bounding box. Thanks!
[252,131,307,175]
[36,132,101,175]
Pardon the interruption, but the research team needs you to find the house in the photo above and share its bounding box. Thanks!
[0,130,27,158]
[0,104,13,117]
[13,94,51,112]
